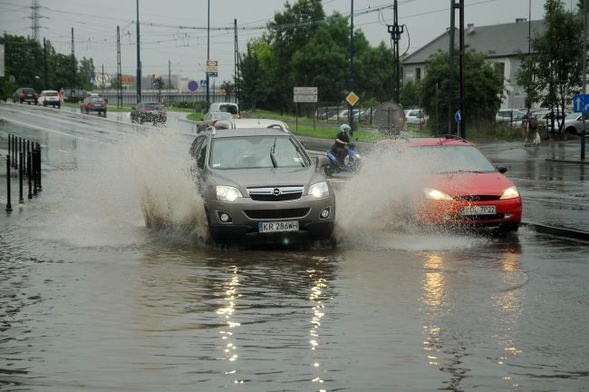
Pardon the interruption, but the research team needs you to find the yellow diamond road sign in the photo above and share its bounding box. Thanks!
[346,91,359,106]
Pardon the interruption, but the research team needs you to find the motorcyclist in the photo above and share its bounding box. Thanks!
[331,124,351,165]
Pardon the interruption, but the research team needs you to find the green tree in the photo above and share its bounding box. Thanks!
[399,80,423,109]
[290,15,349,102]
[238,39,273,110]
[266,0,326,110]
[516,0,584,135]
[355,41,395,103]
[1,34,45,92]
[421,48,504,132]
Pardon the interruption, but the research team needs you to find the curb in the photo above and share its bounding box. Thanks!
[521,221,589,241]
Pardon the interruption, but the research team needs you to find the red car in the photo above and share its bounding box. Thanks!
[376,135,522,233]
[80,96,107,116]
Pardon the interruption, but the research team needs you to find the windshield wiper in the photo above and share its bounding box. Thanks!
[270,138,278,168]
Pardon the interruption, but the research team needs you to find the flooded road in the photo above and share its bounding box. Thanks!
[1,105,588,391]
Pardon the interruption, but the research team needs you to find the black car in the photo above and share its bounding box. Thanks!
[12,88,38,104]
[130,102,167,124]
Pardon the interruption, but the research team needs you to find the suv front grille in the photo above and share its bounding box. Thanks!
[244,208,310,220]
[247,186,304,201]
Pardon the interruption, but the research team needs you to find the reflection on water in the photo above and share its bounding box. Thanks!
[420,238,530,391]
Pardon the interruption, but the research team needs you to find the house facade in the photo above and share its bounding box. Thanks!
[402,19,545,110]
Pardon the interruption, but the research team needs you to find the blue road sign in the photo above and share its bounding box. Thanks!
[199,79,207,88]
[573,94,589,113]
[187,80,198,92]
[206,72,218,78]
[454,110,462,124]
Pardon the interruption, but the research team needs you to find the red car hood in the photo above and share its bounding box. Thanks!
[430,171,515,197]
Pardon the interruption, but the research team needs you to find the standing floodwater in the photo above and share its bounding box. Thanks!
[1,106,588,391]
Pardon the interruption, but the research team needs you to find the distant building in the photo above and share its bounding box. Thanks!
[403,18,545,109]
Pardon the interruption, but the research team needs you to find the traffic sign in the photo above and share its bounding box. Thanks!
[206,72,218,78]
[346,91,359,106]
[573,94,589,113]
[188,80,198,92]
[294,87,317,95]
[199,79,207,87]
[294,94,318,103]
[293,86,318,103]
[454,110,462,123]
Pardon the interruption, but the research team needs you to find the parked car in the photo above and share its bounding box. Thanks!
[404,108,428,125]
[130,102,167,124]
[37,90,61,108]
[63,89,87,103]
[561,112,589,136]
[315,106,341,120]
[196,111,235,132]
[187,126,335,246]
[80,96,107,116]
[207,102,240,117]
[12,87,38,104]
[375,135,522,234]
[496,109,526,125]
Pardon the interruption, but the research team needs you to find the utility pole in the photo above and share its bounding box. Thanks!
[31,0,40,42]
[136,0,142,104]
[43,37,48,90]
[117,25,122,108]
[206,0,211,111]
[71,28,76,93]
[348,0,355,128]
[581,0,587,160]
[387,0,404,104]
[234,19,239,105]
[448,0,465,138]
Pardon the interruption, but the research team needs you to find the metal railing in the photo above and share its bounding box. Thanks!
[4,134,42,212]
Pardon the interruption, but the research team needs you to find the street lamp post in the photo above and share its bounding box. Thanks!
[206,0,210,111]
[136,0,141,103]
[348,0,355,129]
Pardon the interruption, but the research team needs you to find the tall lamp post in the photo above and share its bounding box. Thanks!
[348,0,355,128]
[136,0,141,103]
[206,0,210,111]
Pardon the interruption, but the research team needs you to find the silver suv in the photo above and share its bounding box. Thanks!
[189,127,335,246]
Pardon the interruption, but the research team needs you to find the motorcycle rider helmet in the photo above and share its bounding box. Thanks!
[340,124,351,133]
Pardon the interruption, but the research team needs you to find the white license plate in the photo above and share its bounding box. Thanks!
[461,205,496,216]
[258,221,299,233]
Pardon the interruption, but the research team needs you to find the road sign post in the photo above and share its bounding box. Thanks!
[293,87,318,132]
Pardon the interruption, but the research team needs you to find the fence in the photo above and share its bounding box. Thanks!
[4,134,42,212]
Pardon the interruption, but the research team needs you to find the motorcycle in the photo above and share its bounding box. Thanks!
[324,143,361,177]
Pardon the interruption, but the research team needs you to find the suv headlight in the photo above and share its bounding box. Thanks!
[216,185,243,202]
[309,181,330,199]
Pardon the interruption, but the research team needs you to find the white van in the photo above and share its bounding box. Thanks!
[208,102,239,117]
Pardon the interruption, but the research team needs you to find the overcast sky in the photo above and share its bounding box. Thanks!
[1,0,560,86]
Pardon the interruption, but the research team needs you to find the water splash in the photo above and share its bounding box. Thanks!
[33,129,208,247]
[332,144,481,250]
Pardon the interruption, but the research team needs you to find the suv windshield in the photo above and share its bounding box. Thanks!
[210,136,310,169]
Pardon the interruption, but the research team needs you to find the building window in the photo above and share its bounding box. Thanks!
[495,62,505,79]
[416,68,421,81]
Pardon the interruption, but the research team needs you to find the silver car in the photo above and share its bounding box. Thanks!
[189,127,335,246]
[562,112,589,136]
